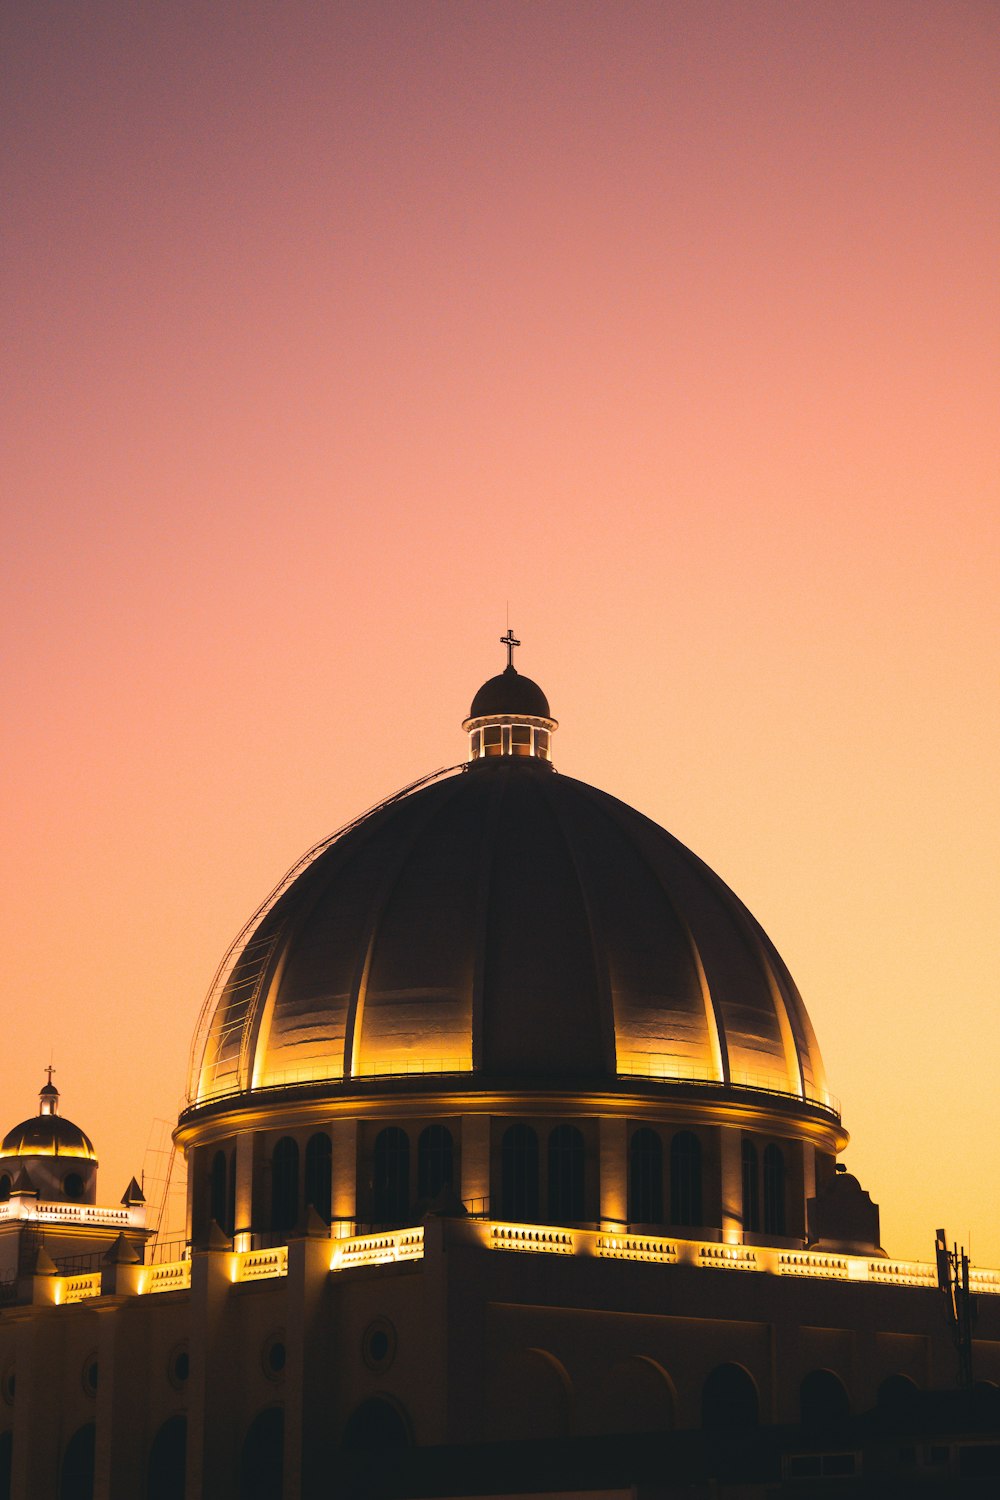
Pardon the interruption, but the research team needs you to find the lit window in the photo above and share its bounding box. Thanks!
[511,726,531,757]
[535,729,550,759]
[483,727,502,757]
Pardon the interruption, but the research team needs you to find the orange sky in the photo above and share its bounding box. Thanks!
[2,2,998,1263]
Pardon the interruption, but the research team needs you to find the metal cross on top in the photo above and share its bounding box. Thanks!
[500,628,520,669]
[45,1064,56,1087]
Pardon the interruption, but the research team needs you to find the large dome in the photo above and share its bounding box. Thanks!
[189,758,830,1114]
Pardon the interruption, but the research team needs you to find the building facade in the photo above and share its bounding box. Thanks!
[1,649,997,1498]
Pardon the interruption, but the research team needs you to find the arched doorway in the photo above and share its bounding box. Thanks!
[601,1355,675,1434]
[342,1396,411,1450]
[59,1423,95,1500]
[702,1363,759,1430]
[147,1414,186,1500]
[239,1407,283,1500]
[488,1347,573,1441]
[800,1368,850,1428]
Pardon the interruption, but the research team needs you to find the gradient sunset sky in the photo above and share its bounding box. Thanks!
[3,2,998,1262]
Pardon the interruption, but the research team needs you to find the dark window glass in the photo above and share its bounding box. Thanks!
[629,1129,663,1224]
[147,1415,186,1500]
[210,1149,235,1237]
[483,727,502,756]
[535,730,550,758]
[271,1137,299,1235]
[373,1128,410,1224]
[547,1125,585,1221]
[63,1172,85,1201]
[763,1143,786,1235]
[417,1125,454,1201]
[500,1125,539,1220]
[304,1134,332,1222]
[0,1176,10,1204]
[670,1131,702,1227]
[742,1139,760,1233]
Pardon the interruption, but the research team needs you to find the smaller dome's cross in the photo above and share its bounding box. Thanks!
[500,628,520,669]
[45,1064,55,1087]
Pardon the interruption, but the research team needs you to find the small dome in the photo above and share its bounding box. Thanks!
[469,666,551,720]
[1,1114,96,1161]
[1,1074,97,1161]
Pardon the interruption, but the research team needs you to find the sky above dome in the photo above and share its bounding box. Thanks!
[2,2,997,1263]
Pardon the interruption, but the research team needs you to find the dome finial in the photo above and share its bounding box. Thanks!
[500,626,520,671]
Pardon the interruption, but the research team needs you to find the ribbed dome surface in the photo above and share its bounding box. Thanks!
[1,1114,96,1160]
[190,760,829,1109]
[468,667,551,719]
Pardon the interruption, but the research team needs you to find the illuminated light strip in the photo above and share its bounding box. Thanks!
[331,1226,424,1270]
[41,1221,1000,1301]
[0,1200,142,1229]
[235,1245,288,1282]
[489,1224,574,1254]
[866,1259,937,1288]
[778,1251,849,1280]
[142,1260,192,1295]
[699,1244,760,1271]
[59,1273,103,1306]
[595,1235,679,1264]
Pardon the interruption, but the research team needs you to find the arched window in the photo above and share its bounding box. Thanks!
[417,1125,454,1202]
[373,1128,410,1224]
[741,1139,760,1233]
[702,1363,759,1430]
[763,1144,786,1236]
[147,1414,186,1500]
[304,1134,332,1223]
[343,1396,411,1450]
[670,1131,702,1227]
[629,1129,663,1224]
[59,1422,95,1500]
[238,1407,283,1500]
[800,1369,850,1429]
[547,1125,585,1221]
[210,1149,235,1237]
[271,1137,299,1235]
[501,1125,539,1220]
[0,1175,10,1204]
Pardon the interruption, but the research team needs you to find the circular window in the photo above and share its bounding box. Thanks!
[362,1318,397,1372]
[81,1354,99,1397]
[63,1172,85,1201]
[1,1364,15,1406]
[167,1344,190,1390]
[261,1333,286,1380]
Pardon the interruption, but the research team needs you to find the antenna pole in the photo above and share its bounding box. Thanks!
[935,1227,975,1389]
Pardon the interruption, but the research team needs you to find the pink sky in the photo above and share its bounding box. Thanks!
[2,2,998,1262]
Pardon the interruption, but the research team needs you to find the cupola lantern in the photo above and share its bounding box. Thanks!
[462,630,558,763]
